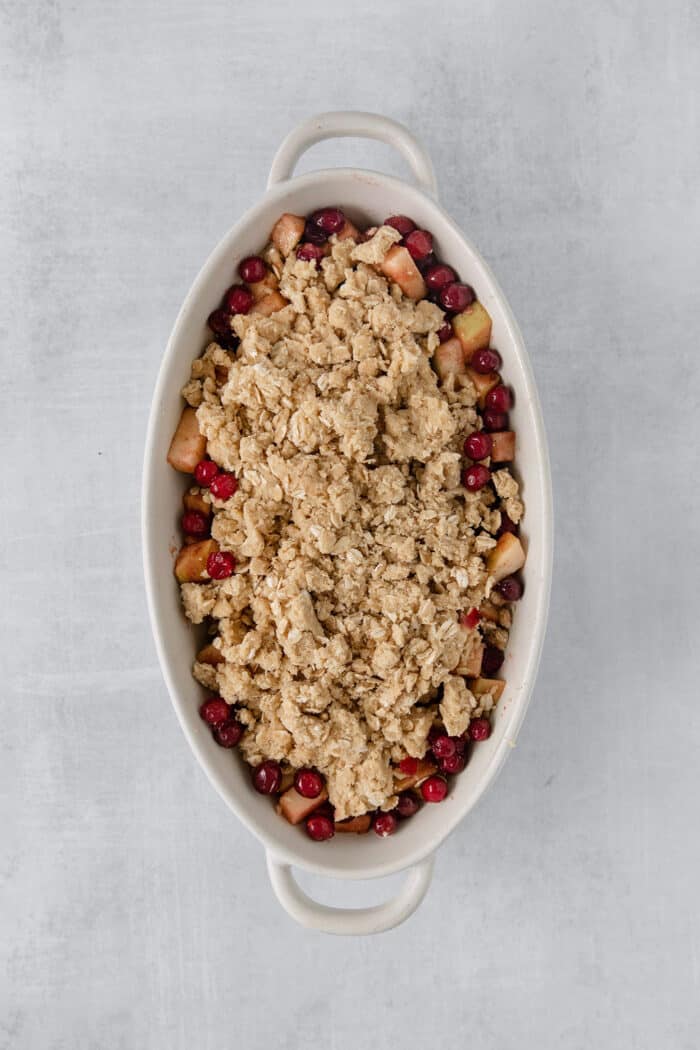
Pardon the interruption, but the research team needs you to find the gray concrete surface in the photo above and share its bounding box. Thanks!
[2,1,699,1047]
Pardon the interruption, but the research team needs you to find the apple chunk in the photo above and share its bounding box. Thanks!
[453,303,492,359]
[490,431,516,462]
[196,642,224,666]
[486,532,526,583]
[183,489,211,518]
[336,218,360,241]
[174,538,218,582]
[270,212,305,256]
[433,337,465,381]
[277,785,329,825]
[248,271,279,302]
[465,366,500,408]
[380,245,427,300]
[394,757,437,793]
[468,677,506,702]
[167,407,206,473]
[250,290,288,316]
[334,813,371,834]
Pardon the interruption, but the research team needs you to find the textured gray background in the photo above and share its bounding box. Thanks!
[2,0,700,1047]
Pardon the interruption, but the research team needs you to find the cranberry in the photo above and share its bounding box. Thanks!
[199,697,231,726]
[431,734,456,760]
[482,645,504,675]
[460,608,481,630]
[471,347,502,374]
[373,812,398,837]
[439,282,475,313]
[384,215,416,237]
[252,760,282,794]
[214,719,243,748]
[303,220,328,245]
[207,308,232,339]
[469,717,492,742]
[454,734,468,755]
[437,322,454,343]
[498,512,518,536]
[396,792,420,818]
[485,385,513,413]
[306,814,335,841]
[223,284,253,315]
[421,776,448,803]
[294,768,324,799]
[207,550,236,579]
[209,472,238,501]
[238,256,267,283]
[310,207,345,234]
[496,575,523,601]
[464,431,493,461]
[462,464,491,492]
[312,800,335,819]
[194,459,219,487]
[404,229,433,260]
[439,752,466,775]
[182,510,209,537]
[417,252,438,275]
[483,409,509,432]
[424,263,456,291]
[296,242,325,263]
[398,756,419,776]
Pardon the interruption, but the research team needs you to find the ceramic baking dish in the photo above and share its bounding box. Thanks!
[142,111,553,935]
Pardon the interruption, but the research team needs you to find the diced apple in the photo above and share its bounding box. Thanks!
[277,785,329,825]
[452,303,492,359]
[174,538,218,582]
[465,367,501,408]
[380,245,427,300]
[196,642,224,666]
[486,532,526,583]
[250,290,288,316]
[167,407,206,473]
[490,431,516,462]
[433,337,466,381]
[270,213,305,256]
[249,271,279,302]
[278,769,295,794]
[336,218,360,241]
[394,757,437,793]
[468,677,506,702]
[334,813,371,834]
[183,490,211,518]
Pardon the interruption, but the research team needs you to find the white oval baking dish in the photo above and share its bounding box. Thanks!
[142,112,553,935]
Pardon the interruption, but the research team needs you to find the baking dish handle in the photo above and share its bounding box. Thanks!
[267,111,438,198]
[265,851,434,936]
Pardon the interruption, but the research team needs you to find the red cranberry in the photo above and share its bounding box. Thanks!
[398,756,418,776]
[496,575,523,601]
[296,242,325,263]
[207,308,232,339]
[238,256,267,283]
[482,645,504,675]
[303,220,328,245]
[417,252,438,275]
[384,215,416,237]
[214,719,243,748]
[182,510,209,537]
[469,717,492,742]
[431,734,456,760]
[294,768,324,799]
[462,464,491,491]
[464,431,493,461]
[252,760,282,794]
[421,776,448,803]
[483,409,509,432]
[460,607,481,630]
[439,752,466,775]
[404,229,433,260]
[199,697,231,726]
[310,207,345,234]
[207,550,236,579]
[439,282,475,313]
[306,814,335,841]
[485,385,512,412]
[312,801,335,819]
[437,322,454,343]
[223,284,253,315]
[396,792,420,818]
[424,263,456,291]
[471,347,502,374]
[209,472,238,501]
[194,459,219,487]
[373,812,398,837]
[498,512,518,536]
[454,735,468,755]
